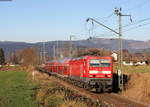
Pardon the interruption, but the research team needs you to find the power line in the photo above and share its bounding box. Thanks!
[94,12,114,21]
[85,12,114,31]
[122,18,150,28]
[96,21,150,38]
[85,13,115,38]
[89,0,150,35]
[124,0,150,12]
[85,0,150,36]
[95,17,150,37]
[94,13,114,29]
[124,22,150,32]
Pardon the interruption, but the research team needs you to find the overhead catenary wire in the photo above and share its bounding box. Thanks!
[100,0,150,34]
[86,0,150,39]
[95,21,150,38]
[85,13,115,38]
[94,12,114,21]
[85,12,114,31]
[124,0,150,12]
[124,22,150,32]
[86,3,150,36]
[93,13,114,30]
[122,18,150,28]
[92,17,150,37]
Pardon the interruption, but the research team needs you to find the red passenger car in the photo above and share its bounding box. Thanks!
[44,60,58,73]
[44,56,113,92]
[57,58,70,76]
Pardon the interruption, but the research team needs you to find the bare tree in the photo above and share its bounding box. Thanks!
[18,47,39,66]
[75,48,111,57]
[9,51,19,64]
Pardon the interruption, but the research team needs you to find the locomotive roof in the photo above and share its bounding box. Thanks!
[71,56,112,60]
[47,56,111,63]
[57,57,71,63]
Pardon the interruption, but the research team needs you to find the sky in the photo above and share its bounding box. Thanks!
[0,0,150,43]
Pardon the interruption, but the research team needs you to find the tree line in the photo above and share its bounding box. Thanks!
[1,46,150,66]
[0,48,5,65]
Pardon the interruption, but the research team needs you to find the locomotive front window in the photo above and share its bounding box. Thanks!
[100,63,110,67]
[90,60,100,67]
[90,59,110,67]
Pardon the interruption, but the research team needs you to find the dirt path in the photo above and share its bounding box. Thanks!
[36,71,150,107]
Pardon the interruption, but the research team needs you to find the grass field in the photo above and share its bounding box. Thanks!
[0,70,93,107]
[0,71,38,107]
[123,65,150,73]
[114,65,150,73]
[1,65,149,107]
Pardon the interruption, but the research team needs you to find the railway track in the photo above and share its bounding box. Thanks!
[37,68,149,107]
[93,93,149,107]
[56,77,149,107]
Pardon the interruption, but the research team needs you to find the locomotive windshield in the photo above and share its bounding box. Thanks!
[90,59,110,67]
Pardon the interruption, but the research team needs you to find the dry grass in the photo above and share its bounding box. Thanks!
[113,65,150,104]
[33,71,108,107]
[35,81,88,107]
[123,65,150,73]
[122,73,150,104]
[114,65,150,73]
[61,100,87,107]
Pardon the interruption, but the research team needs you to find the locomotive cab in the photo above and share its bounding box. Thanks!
[89,59,112,78]
[87,57,113,92]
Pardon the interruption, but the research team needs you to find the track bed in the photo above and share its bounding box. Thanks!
[37,69,149,107]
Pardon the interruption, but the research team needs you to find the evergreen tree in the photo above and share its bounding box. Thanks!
[0,48,5,65]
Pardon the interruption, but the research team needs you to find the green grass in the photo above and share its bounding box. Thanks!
[0,71,38,107]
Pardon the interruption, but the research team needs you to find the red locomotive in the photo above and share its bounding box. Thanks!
[44,56,113,92]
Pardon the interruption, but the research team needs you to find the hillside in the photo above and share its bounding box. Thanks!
[0,38,150,57]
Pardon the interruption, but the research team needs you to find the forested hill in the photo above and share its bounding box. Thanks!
[0,38,150,57]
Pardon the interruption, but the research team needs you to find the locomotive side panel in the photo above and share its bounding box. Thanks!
[69,59,86,81]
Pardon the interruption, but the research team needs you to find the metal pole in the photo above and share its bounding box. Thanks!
[56,41,58,74]
[115,8,123,91]
[115,8,132,91]
[70,36,73,58]
[119,11,123,91]
[43,42,46,63]
[40,51,43,65]
[86,8,131,91]
[53,45,56,60]
[56,41,58,59]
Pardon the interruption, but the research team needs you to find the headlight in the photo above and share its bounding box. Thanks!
[89,70,98,74]
[102,71,111,74]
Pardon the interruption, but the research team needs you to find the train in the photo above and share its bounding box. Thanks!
[43,56,113,92]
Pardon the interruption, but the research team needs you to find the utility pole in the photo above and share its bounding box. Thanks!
[39,51,43,65]
[115,8,123,91]
[70,36,73,58]
[70,35,76,58]
[53,45,56,60]
[115,8,132,91]
[43,42,46,63]
[56,41,59,59]
[86,8,132,91]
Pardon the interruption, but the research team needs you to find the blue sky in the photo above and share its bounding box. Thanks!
[0,0,150,43]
